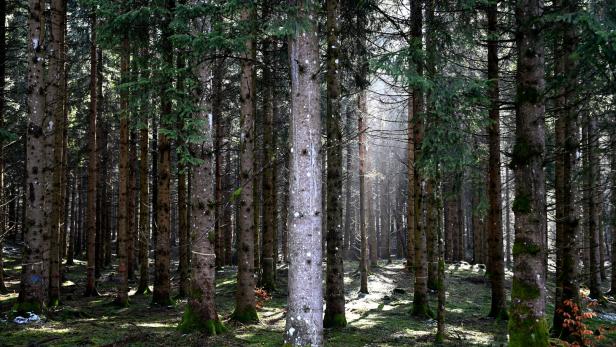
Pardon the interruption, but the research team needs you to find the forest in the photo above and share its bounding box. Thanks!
[0,0,616,346]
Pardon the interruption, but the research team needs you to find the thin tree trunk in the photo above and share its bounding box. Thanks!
[177,52,190,298]
[84,11,98,297]
[114,34,130,307]
[344,109,353,260]
[136,104,150,295]
[213,56,224,270]
[0,0,7,294]
[509,0,548,343]
[587,114,602,299]
[285,2,323,343]
[358,92,369,295]
[486,2,506,319]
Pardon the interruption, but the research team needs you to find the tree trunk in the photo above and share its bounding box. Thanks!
[152,0,174,306]
[177,52,190,298]
[19,0,48,313]
[509,0,548,344]
[177,38,224,335]
[213,56,224,270]
[261,52,276,291]
[231,3,258,323]
[358,92,369,295]
[586,114,602,299]
[85,11,99,297]
[610,131,616,294]
[324,0,346,329]
[485,2,506,319]
[136,101,150,295]
[344,108,353,260]
[114,34,130,307]
[285,2,324,343]
[0,0,5,294]
[552,0,581,338]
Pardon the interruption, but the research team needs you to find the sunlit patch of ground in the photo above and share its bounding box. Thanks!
[2,243,616,346]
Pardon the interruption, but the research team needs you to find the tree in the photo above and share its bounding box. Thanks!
[324,0,347,329]
[552,0,581,339]
[85,10,99,298]
[177,22,224,332]
[114,34,130,307]
[508,0,548,344]
[0,0,7,294]
[485,1,506,319]
[232,1,258,323]
[18,0,48,314]
[152,0,174,306]
[284,0,323,344]
[358,92,369,295]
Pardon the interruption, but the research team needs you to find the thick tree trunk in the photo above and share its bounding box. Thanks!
[231,3,258,323]
[324,0,346,329]
[552,0,581,338]
[152,0,174,306]
[358,92,369,295]
[285,2,323,343]
[509,0,548,344]
[19,0,48,313]
[85,11,99,297]
[486,2,506,319]
[114,35,130,307]
[177,43,224,335]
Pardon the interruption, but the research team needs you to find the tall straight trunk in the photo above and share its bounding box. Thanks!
[344,109,353,259]
[406,97,416,269]
[177,52,190,297]
[368,179,377,267]
[213,57,224,270]
[0,0,6,294]
[114,35,130,306]
[95,123,107,278]
[85,11,99,297]
[19,0,48,313]
[435,183,446,343]
[610,131,616,294]
[324,0,346,329]
[48,0,66,305]
[586,114,602,299]
[426,181,438,291]
[177,39,224,335]
[486,2,506,319]
[285,1,323,343]
[224,149,233,265]
[505,167,512,268]
[136,98,150,295]
[552,0,581,338]
[358,92,369,294]
[128,130,137,280]
[280,151,289,263]
[509,0,548,344]
[261,36,276,292]
[152,0,174,306]
[232,3,258,323]
[66,175,75,266]
[411,0,429,318]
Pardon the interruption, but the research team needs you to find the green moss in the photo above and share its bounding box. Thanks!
[511,277,540,301]
[511,241,541,256]
[508,315,549,347]
[231,306,259,323]
[12,300,43,315]
[512,194,531,214]
[323,313,348,328]
[178,306,225,335]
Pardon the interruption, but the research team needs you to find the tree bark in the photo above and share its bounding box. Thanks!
[509,0,548,344]
[231,2,258,323]
[586,114,602,299]
[552,0,581,338]
[324,0,347,329]
[485,2,506,319]
[0,0,6,294]
[285,1,324,343]
[114,34,130,307]
[85,11,99,297]
[358,92,369,295]
[19,0,48,313]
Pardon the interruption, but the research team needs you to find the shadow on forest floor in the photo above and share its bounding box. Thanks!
[1,244,616,346]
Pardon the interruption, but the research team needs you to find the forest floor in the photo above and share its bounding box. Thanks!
[1,244,616,346]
